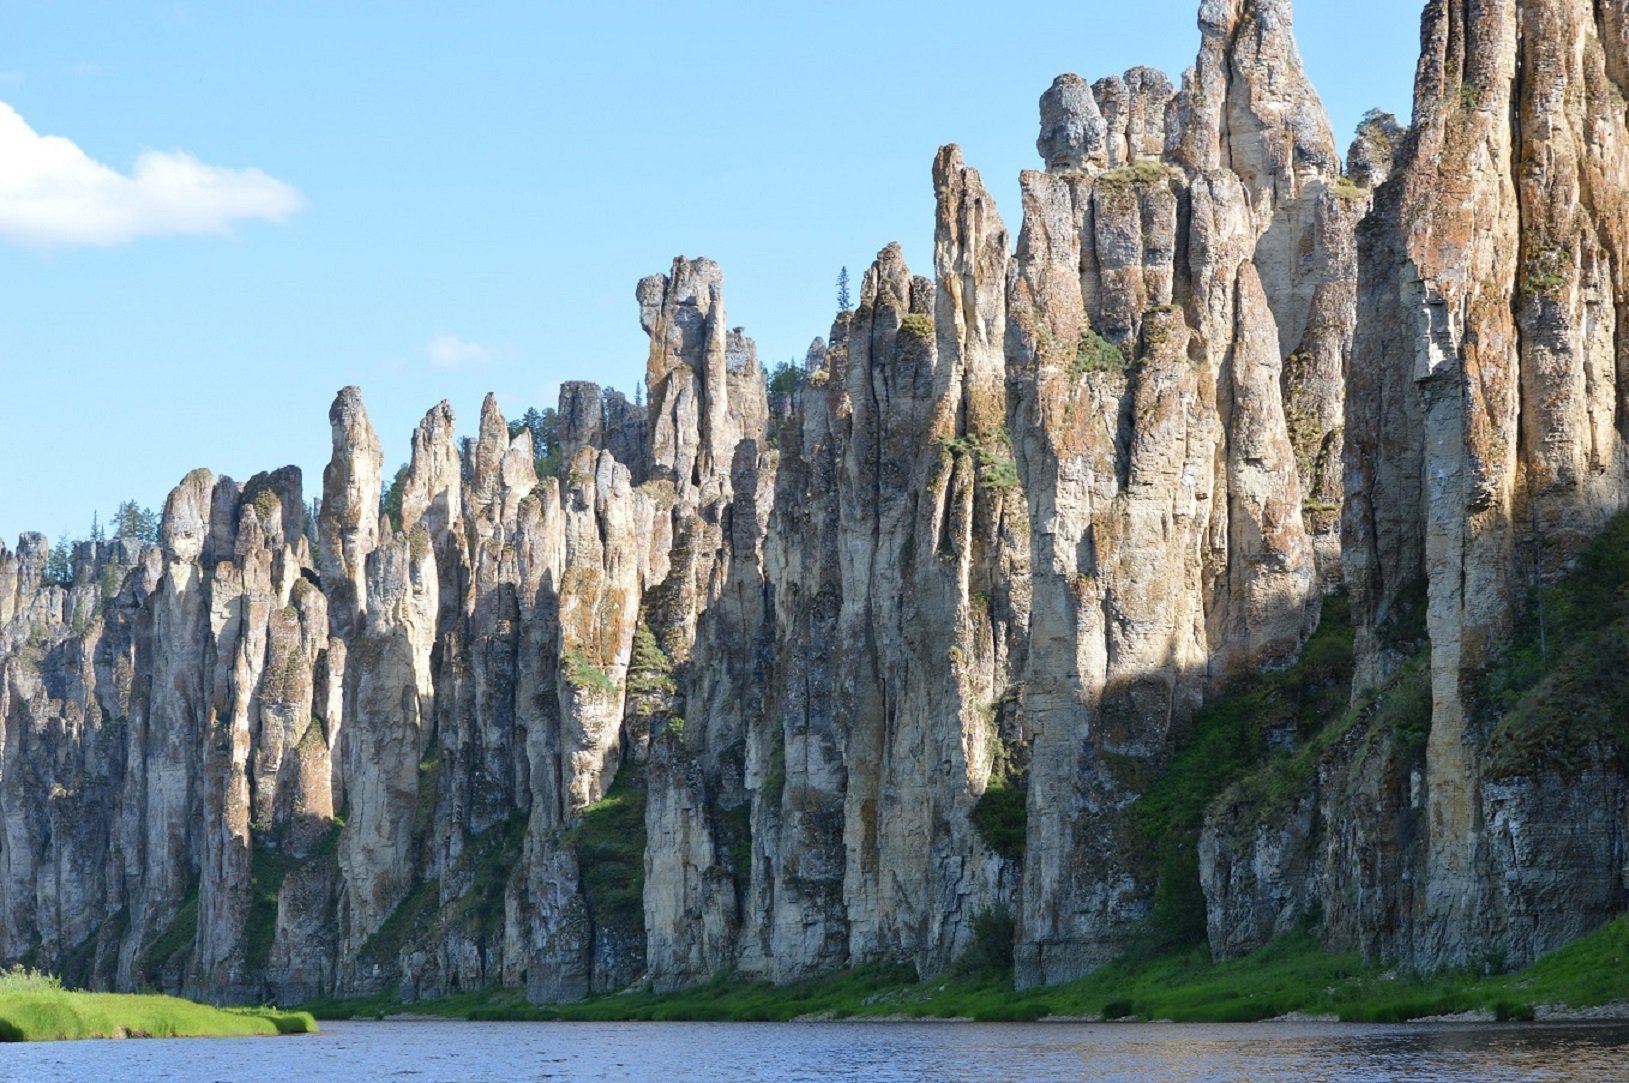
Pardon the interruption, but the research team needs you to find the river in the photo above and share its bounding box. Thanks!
[4,1019,1628,1081]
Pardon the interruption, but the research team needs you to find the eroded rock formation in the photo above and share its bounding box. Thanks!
[3,0,1626,1005]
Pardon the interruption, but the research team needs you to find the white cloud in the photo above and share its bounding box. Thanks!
[0,100,303,249]
[426,334,494,368]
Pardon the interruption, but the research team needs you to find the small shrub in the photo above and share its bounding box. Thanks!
[99,564,122,606]
[627,624,677,698]
[251,488,281,523]
[762,741,787,809]
[971,777,1026,861]
[636,479,678,511]
[1072,329,1128,377]
[978,448,1019,494]
[1493,999,1536,1022]
[954,906,1016,977]
[0,966,63,994]
[564,650,618,699]
[899,312,935,344]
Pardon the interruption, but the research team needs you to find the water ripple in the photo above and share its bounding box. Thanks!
[2,1019,1627,1082]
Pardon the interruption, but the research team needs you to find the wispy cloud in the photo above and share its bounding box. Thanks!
[426,334,494,368]
[0,100,303,250]
[66,62,103,78]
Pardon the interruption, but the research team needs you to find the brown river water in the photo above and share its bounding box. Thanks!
[3,1019,1628,1081]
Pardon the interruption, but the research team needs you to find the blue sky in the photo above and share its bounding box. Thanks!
[0,0,1425,543]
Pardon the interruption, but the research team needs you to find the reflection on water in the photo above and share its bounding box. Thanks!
[2,1019,1628,1082]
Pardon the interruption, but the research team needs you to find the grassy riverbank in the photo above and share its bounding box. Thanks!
[0,969,316,1042]
[300,913,1629,1025]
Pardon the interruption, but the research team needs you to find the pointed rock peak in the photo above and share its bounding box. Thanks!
[1346,109,1406,189]
[1038,73,1107,172]
[639,256,727,386]
[478,390,504,442]
[507,427,535,462]
[160,467,215,563]
[328,385,377,445]
[500,429,539,502]
[402,400,462,536]
[473,392,511,489]
[319,385,383,596]
[418,399,457,437]
[322,386,382,496]
[862,243,914,311]
[1191,0,1339,183]
[934,144,1008,249]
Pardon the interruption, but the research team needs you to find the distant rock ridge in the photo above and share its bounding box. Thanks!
[1,0,1625,1005]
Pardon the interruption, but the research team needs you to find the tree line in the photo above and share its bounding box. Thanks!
[39,501,160,587]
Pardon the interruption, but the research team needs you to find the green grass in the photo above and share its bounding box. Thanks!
[247,844,299,970]
[457,817,527,939]
[564,650,618,699]
[1478,510,1629,778]
[137,883,199,982]
[296,913,1629,1024]
[0,968,315,1042]
[565,771,647,945]
[359,878,440,967]
[1129,594,1355,949]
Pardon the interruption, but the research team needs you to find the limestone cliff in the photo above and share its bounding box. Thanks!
[2,0,1626,1005]
[1203,0,1629,976]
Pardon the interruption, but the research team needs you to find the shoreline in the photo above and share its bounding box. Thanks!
[346,1007,1629,1026]
[299,917,1629,1028]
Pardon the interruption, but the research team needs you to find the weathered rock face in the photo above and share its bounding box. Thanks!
[1005,0,1361,986]
[1334,0,1629,971]
[7,0,1628,1007]
[0,0,1348,1003]
[1200,0,1629,977]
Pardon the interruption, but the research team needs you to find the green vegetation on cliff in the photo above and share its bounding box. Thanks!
[566,771,647,946]
[0,969,314,1042]
[1129,594,1356,950]
[1479,510,1629,778]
